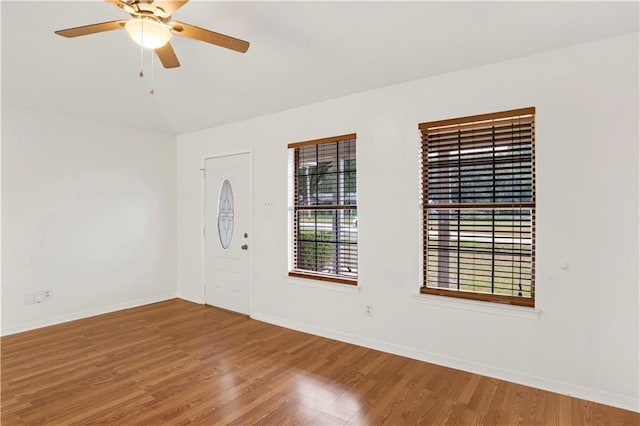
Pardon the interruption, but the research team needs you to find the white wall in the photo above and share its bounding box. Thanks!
[2,107,177,334]
[177,33,639,411]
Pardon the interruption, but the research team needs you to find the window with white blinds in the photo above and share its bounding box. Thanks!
[420,108,535,306]
[288,134,357,285]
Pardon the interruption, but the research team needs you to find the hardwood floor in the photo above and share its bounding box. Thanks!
[2,299,637,425]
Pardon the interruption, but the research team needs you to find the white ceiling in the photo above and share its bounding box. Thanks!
[2,1,638,135]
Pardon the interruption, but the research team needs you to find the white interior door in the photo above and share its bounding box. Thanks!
[204,153,250,314]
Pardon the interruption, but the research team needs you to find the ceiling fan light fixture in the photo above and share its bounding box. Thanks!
[125,18,171,49]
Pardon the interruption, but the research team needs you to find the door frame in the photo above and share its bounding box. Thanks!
[200,149,253,315]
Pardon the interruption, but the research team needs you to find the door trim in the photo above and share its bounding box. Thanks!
[200,149,253,316]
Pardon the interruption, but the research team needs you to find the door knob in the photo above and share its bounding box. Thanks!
[241,244,248,250]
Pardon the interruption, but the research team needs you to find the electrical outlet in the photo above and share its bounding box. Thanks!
[366,304,373,316]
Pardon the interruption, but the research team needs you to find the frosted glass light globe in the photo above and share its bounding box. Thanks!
[125,18,171,49]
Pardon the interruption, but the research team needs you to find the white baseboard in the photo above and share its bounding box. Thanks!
[251,312,639,413]
[1,294,177,336]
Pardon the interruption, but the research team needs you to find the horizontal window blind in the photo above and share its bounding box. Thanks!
[420,108,535,306]
[289,134,357,284]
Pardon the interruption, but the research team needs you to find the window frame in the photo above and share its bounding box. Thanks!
[288,133,358,286]
[419,107,536,307]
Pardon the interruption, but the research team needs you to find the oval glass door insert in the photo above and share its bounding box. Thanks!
[217,179,234,249]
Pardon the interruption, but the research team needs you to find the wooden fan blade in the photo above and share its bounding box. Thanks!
[55,21,126,38]
[153,0,189,17]
[171,21,249,53]
[155,42,181,68]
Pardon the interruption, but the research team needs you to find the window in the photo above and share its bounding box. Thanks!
[288,134,357,285]
[420,107,535,307]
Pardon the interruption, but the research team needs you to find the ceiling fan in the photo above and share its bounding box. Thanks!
[55,0,250,69]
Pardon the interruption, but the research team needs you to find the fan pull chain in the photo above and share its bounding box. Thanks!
[150,52,155,95]
[139,19,144,78]
[133,18,156,95]
[139,43,144,78]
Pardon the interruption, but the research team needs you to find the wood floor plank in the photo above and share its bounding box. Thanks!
[2,299,638,425]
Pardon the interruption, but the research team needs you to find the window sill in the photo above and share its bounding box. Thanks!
[286,274,361,294]
[414,293,541,320]
[288,271,357,286]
